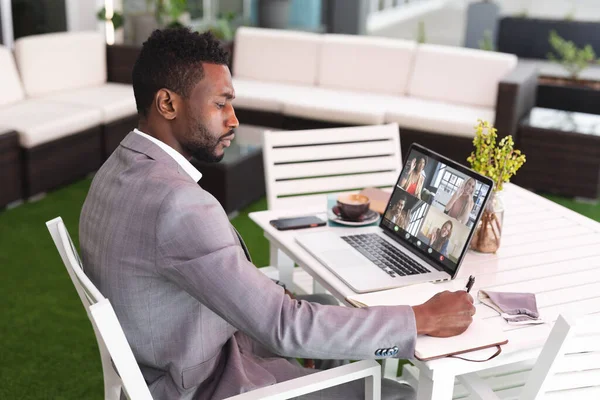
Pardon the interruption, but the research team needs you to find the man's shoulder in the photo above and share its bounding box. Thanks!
[89,146,211,211]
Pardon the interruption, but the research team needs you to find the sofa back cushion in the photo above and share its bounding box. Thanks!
[407,44,518,109]
[233,27,320,86]
[318,34,417,95]
[0,45,26,106]
[15,32,106,98]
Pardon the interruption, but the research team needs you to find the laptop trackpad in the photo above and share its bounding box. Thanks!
[321,249,370,269]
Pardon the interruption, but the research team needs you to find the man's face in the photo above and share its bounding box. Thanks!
[178,63,239,163]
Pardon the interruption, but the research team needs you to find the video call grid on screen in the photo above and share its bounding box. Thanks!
[381,148,490,273]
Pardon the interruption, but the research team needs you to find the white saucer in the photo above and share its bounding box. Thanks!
[328,207,380,226]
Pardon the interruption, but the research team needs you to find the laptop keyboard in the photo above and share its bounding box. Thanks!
[341,234,430,278]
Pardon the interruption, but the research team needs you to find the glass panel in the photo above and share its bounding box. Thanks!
[0,7,4,44]
[187,0,205,20]
[11,0,66,40]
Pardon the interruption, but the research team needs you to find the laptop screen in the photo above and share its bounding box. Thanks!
[379,144,493,277]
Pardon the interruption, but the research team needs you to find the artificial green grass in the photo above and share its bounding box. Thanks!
[0,178,598,399]
[542,194,600,222]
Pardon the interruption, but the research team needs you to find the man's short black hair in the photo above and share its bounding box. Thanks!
[132,28,230,117]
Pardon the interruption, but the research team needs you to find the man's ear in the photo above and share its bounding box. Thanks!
[154,89,179,120]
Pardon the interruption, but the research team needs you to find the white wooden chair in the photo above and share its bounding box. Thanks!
[261,123,404,380]
[261,123,402,295]
[46,217,383,400]
[47,217,153,400]
[403,313,600,399]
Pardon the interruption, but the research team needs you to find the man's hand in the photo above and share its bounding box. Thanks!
[412,291,475,337]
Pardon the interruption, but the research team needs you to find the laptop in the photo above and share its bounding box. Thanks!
[295,143,494,293]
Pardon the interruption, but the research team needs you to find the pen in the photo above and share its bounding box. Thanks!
[465,275,475,293]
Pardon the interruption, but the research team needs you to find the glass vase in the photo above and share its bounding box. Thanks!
[471,190,504,253]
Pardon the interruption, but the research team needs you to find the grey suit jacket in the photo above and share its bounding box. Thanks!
[80,132,417,400]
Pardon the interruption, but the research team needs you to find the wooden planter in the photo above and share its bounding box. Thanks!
[497,18,600,60]
[537,76,600,115]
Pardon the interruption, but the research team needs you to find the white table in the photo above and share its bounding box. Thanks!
[249,184,600,400]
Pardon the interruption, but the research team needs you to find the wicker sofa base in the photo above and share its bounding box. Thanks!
[23,126,103,197]
[514,126,600,199]
[234,109,474,166]
[398,128,474,167]
[103,114,138,158]
[0,131,23,208]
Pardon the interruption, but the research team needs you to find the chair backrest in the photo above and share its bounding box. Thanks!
[457,313,600,400]
[263,123,402,210]
[519,313,600,400]
[46,217,152,400]
[89,298,154,400]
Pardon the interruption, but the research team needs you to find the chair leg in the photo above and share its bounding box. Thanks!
[382,358,400,379]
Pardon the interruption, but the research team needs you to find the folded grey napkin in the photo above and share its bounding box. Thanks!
[478,290,544,325]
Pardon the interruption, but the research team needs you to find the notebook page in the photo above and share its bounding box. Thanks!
[346,282,508,361]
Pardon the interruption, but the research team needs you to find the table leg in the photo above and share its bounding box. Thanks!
[269,244,295,289]
[416,370,455,400]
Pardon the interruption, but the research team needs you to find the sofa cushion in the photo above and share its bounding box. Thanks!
[0,46,25,106]
[232,78,323,113]
[233,27,320,86]
[282,88,386,125]
[0,100,102,148]
[232,79,286,112]
[318,34,417,96]
[385,96,495,138]
[50,83,136,123]
[408,44,517,109]
[15,32,106,98]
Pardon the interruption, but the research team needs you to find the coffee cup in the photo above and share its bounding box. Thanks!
[336,194,370,220]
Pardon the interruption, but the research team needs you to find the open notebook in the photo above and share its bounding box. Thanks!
[347,282,508,361]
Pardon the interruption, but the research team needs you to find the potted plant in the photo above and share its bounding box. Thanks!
[467,120,526,253]
[534,30,600,115]
[205,12,239,68]
[97,6,125,44]
[156,0,190,29]
[478,30,494,51]
[416,20,426,44]
[541,30,600,88]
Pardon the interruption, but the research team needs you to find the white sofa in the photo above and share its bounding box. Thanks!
[231,27,538,164]
[0,31,137,198]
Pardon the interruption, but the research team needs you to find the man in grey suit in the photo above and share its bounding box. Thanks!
[80,28,475,400]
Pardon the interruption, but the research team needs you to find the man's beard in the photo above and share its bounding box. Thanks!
[184,123,234,163]
[187,141,224,163]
